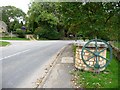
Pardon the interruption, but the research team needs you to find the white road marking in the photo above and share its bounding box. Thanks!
[0,49,30,61]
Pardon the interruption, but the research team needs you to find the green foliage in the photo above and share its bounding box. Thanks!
[16,28,25,38]
[72,51,119,88]
[34,27,47,38]
[113,41,120,49]
[27,2,60,30]
[0,41,10,46]
[26,2,120,40]
[1,2,119,40]
[1,6,26,32]
[27,2,63,39]
[34,26,60,40]
[26,30,32,34]
[61,2,120,40]
[72,44,76,56]
[0,37,28,40]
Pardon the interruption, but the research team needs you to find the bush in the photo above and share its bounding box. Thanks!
[25,30,32,34]
[34,26,60,40]
[16,28,25,38]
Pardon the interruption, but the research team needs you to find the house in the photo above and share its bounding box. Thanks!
[0,20,7,33]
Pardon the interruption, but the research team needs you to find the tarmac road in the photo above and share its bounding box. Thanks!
[0,40,74,88]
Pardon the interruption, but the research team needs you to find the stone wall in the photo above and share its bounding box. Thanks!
[109,41,120,61]
[75,45,106,72]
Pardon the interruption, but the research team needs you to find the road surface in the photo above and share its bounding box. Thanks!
[0,40,74,88]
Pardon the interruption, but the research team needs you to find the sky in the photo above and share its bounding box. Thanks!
[0,0,31,13]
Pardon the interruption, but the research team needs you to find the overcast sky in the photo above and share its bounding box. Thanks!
[0,0,31,13]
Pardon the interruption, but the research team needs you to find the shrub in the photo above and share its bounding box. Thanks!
[34,26,60,40]
[16,28,25,38]
[25,30,32,34]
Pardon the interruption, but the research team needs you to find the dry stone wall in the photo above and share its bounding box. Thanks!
[75,45,107,72]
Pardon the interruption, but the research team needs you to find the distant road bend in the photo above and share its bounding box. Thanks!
[0,40,73,88]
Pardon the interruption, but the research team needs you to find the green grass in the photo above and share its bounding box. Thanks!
[0,37,29,40]
[0,41,10,46]
[113,41,120,49]
[72,51,119,88]
[72,44,76,56]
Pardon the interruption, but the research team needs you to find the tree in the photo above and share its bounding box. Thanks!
[60,2,120,41]
[27,2,63,39]
[1,6,26,32]
[26,2,120,40]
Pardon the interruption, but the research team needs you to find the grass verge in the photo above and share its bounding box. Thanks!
[72,44,76,56]
[113,41,120,49]
[72,45,119,88]
[0,41,10,46]
[0,37,29,40]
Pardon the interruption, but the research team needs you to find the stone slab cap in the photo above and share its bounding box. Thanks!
[76,41,108,48]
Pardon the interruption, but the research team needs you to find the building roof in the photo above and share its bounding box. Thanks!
[0,20,7,27]
[0,20,7,33]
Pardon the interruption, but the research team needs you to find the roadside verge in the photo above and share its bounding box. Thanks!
[35,45,67,88]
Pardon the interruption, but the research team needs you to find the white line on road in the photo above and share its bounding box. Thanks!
[0,49,30,61]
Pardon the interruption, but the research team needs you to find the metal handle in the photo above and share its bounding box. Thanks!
[81,39,112,69]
